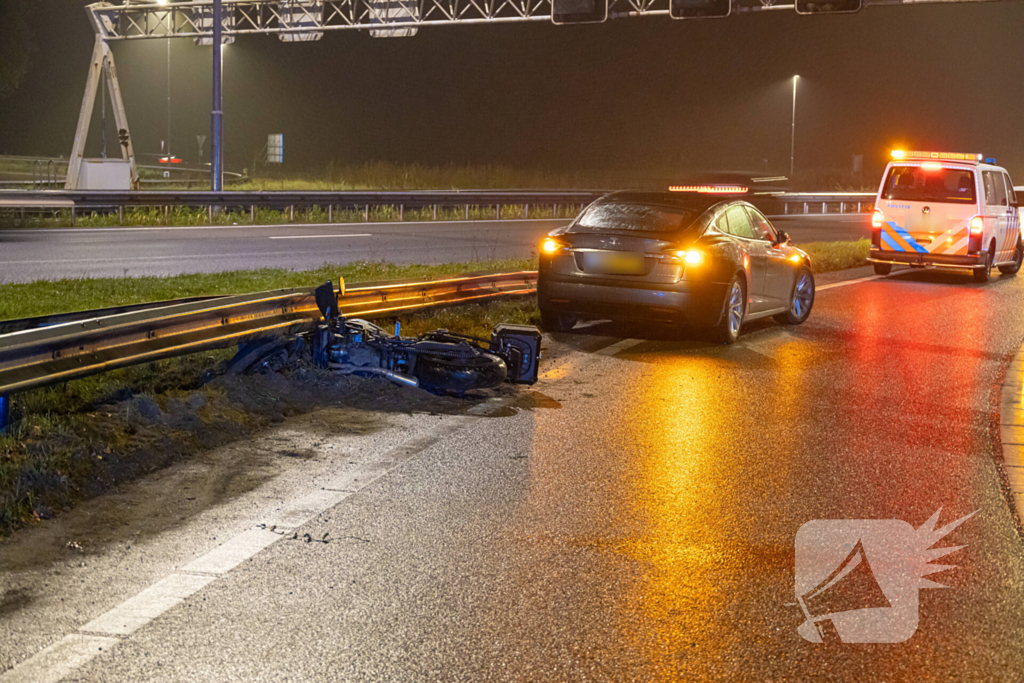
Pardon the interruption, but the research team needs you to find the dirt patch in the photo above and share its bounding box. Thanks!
[0,360,478,539]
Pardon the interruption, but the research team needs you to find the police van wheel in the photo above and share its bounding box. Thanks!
[873,262,892,276]
[974,244,995,283]
[998,240,1023,276]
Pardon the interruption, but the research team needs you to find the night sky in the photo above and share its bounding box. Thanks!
[1,0,1022,183]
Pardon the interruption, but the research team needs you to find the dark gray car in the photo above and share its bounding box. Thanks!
[537,191,815,344]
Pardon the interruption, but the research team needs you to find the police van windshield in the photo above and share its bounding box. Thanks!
[882,166,976,204]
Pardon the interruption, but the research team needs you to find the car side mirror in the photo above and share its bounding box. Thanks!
[775,230,790,245]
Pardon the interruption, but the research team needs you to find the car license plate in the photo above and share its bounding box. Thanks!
[582,251,646,275]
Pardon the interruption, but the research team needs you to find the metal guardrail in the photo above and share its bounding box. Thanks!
[0,271,538,429]
[0,189,603,225]
[0,189,877,224]
[776,192,876,216]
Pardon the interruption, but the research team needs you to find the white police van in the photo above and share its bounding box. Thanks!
[869,150,1022,282]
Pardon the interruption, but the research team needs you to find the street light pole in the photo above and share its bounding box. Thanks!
[211,0,223,191]
[790,75,799,182]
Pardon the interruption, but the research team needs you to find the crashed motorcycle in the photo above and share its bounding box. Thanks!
[235,281,541,395]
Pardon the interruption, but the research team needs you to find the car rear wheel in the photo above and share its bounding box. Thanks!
[774,268,815,325]
[540,308,577,333]
[873,262,892,276]
[715,276,746,345]
[974,242,995,283]
[998,239,1023,275]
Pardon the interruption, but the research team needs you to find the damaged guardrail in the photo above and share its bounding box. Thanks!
[0,271,538,430]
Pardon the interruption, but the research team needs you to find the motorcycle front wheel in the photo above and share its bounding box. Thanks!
[414,352,507,395]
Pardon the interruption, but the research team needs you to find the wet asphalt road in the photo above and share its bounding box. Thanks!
[4,264,1021,681]
[0,215,869,284]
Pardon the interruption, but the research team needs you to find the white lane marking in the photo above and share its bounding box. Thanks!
[79,574,217,636]
[0,634,118,683]
[594,338,645,356]
[259,488,354,528]
[268,233,371,240]
[179,528,282,575]
[1,218,567,236]
[817,274,885,291]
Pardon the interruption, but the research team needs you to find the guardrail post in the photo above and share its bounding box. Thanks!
[364,204,369,222]
[0,394,9,433]
[858,201,862,212]
[433,204,437,221]
[289,205,294,223]
[70,207,75,227]
[803,202,808,215]
[119,206,123,225]
[250,205,255,222]
[496,204,500,220]
[822,202,826,214]
[328,205,333,223]
[465,204,469,221]
[399,204,404,221]
[554,203,559,218]
[208,205,213,224]
[784,202,789,215]
[840,201,845,214]
[525,203,529,219]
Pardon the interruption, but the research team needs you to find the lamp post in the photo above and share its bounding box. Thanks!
[790,75,799,182]
[211,0,223,191]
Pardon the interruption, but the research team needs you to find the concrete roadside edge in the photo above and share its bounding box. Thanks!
[999,345,1024,528]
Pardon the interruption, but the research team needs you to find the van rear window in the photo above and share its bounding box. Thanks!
[882,166,976,204]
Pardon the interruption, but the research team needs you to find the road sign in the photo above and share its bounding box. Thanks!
[551,0,608,24]
[671,0,731,18]
[267,134,284,163]
[795,0,861,13]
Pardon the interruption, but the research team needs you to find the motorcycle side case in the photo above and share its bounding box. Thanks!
[490,324,542,384]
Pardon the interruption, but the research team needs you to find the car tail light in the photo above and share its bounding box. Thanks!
[872,210,884,229]
[970,216,984,235]
[663,248,704,266]
[541,237,568,255]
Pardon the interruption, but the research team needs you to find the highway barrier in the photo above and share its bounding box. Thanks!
[0,189,875,226]
[0,271,538,430]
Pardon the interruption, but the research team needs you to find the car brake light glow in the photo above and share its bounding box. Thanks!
[541,237,566,254]
[970,216,984,235]
[891,150,984,162]
[664,249,703,265]
[872,210,884,228]
[668,185,749,194]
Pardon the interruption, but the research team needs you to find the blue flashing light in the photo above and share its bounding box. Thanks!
[985,158,997,164]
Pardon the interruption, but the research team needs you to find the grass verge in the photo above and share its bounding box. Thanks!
[801,239,870,273]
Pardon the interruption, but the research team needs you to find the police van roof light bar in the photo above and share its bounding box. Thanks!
[891,150,984,162]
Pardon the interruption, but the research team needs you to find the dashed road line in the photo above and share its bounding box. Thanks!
[268,233,372,240]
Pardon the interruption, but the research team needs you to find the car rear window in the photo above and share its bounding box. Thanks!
[882,166,976,204]
[576,202,697,233]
